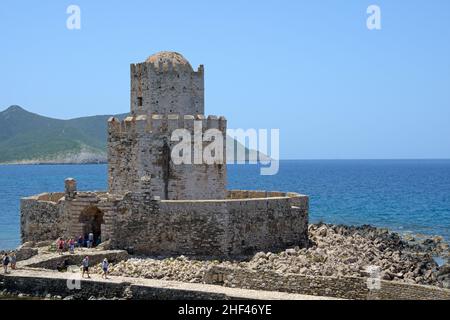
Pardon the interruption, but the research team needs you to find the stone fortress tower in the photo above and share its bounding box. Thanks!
[108,52,226,200]
[130,51,204,116]
[21,51,309,257]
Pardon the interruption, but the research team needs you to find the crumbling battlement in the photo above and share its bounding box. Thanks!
[107,114,226,135]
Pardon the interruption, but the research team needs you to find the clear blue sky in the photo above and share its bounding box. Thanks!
[1,0,449,159]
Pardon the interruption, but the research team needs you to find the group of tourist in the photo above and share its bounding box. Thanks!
[2,242,110,280]
[80,256,110,279]
[54,255,110,280]
[57,238,75,254]
[53,234,110,280]
[2,252,16,274]
[56,233,101,255]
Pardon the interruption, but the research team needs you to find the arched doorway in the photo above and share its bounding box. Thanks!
[79,206,104,245]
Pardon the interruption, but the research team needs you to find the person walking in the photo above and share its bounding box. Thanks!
[88,232,94,248]
[81,256,90,278]
[57,238,64,255]
[69,238,75,254]
[101,258,109,279]
[2,253,10,274]
[10,253,17,270]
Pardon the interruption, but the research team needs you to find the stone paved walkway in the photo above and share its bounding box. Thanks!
[17,248,127,269]
[4,249,341,300]
[3,267,339,300]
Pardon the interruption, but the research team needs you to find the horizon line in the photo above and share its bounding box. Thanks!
[279,158,450,161]
[2,158,450,167]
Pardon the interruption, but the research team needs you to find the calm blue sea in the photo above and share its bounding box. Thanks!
[0,160,449,249]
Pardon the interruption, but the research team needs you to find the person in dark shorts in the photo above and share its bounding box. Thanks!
[2,253,10,274]
[57,238,64,255]
[81,256,90,278]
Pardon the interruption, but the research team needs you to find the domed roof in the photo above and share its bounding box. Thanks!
[145,51,193,72]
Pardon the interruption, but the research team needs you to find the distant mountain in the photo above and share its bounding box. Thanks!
[0,106,269,164]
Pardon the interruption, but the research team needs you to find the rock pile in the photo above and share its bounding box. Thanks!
[90,223,449,288]
[91,256,225,283]
[244,224,448,288]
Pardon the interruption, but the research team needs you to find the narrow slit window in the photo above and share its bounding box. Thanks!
[137,97,143,106]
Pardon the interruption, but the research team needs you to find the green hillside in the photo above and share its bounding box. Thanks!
[0,105,268,164]
[0,106,125,163]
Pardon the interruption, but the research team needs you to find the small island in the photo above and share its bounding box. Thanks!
[1,52,449,300]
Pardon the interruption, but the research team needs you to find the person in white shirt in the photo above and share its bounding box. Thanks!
[102,258,109,279]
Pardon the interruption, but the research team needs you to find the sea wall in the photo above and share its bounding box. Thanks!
[204,266,450,300]
[1,273,229,300]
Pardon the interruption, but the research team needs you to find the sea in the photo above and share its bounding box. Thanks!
[0,160,449,250]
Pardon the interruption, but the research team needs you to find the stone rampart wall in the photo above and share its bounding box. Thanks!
[21,191,308,257]
[20,195,65,243]
[204,266,450,300]
[110,192,308,256]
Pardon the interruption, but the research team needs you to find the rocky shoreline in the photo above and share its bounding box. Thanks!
[87,223,449,289]
[1,223,449,301]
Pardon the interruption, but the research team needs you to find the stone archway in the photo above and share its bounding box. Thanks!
[79,206,104,245]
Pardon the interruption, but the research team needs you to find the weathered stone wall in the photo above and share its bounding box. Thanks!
[130,58,204,116]
[0,274,129,300]
[111,193,230,256]
[21,190,308,258]
[63,192,117,241]
[20,194,66,243]
[107,114,227,200]
[110,52,225,200]
[107,117,141,196]
[0,273,241,300]
[109,192,308,257]
[226,196,308,255]
[21,191,117,243]
[204,266,450,300]
[373,279,450,300]
[26,250,129,270]
[167,115,227,201]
